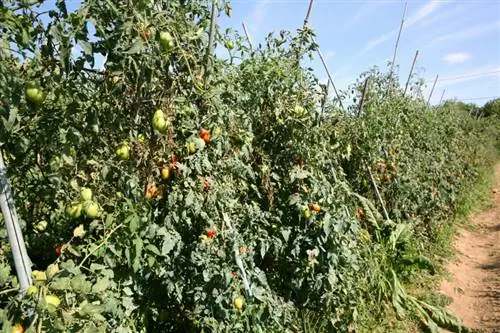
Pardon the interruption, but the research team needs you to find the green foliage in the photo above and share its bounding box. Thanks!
[480,98,500,118]
[0,0,498,332]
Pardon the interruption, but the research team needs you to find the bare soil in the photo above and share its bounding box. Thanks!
[440,163,500,332]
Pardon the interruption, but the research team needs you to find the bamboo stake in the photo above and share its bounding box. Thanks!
[206,0,219,67]
[317,48,344,109]
[439,89,446,104]
[427,74,439,106]
[404,50,419,95]
[389,2,407,81]
[354,81,390,221]
[242,22,254,50]
[357,77,370,117]
[303,0,315,27]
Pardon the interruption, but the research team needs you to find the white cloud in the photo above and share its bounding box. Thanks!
[442,52,471,64]
[359,0,441,55]
[430,20,500,44]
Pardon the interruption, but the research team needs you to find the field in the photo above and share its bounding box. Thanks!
[0,1,499,332]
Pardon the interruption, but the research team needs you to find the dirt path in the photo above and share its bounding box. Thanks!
[440,163,500,332]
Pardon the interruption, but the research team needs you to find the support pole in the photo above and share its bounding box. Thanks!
[303,0,315,27]
[0,152,32,293]
[242,22,254,50]
[389,2,407,81]
[427,74,439,107]
[404,50,419,96]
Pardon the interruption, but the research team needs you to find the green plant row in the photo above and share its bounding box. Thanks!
[0,1,498,332]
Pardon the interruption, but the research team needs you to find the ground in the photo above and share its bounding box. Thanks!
[440,163,500,332]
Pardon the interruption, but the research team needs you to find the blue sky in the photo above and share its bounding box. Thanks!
[219,0,500,105]
[37,0,500,105]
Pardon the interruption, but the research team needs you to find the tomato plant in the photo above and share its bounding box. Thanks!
[0,0,498,332]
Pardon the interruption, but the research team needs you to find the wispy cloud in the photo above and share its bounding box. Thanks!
[436,65,500,87]
[324,50,336,61]
[442,52,471,64]
[429,20,500,45]
[406,0,441,28]
[245,0,270,35]
[359,0,441,55]
[344,2,385,31]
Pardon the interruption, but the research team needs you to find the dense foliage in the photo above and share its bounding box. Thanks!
[0,1,498,332]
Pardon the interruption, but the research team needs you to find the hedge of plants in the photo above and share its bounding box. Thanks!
[0,1,498,332]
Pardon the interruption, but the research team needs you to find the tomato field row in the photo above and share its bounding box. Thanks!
[0,1,499,332]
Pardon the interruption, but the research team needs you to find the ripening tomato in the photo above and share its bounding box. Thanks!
[309,203,321,212]
[203,178,210,191]
[355,208,365,220]
[200,129,211,143]
[161,168,170,180]
[12,323,24,333]
[233,296,244,310]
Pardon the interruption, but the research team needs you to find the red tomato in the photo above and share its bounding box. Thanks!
[54,246,62,255]
[200,129,211,143]
[207,229,216,238]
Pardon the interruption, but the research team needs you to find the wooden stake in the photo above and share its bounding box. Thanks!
[427,74,439,106]
[389,2,407,81]
[404,50,419,96]
[206,0,219,66]
[242,22,254,50]
[317,48,344,109]
[439,89,446,104]
[303,0,315,27]
[357,77,370,117]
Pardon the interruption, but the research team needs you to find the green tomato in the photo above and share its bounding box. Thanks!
[293,105,306,117]
[46,263,59,280]
[159,31,174,52]
[26,285,38,297]
[80,187,92,201]
[25,85,45,105]
[116,144,130,160]
[66,202,83,219]
[213,126,222,137]
[34,220,48,232]
[187,141,197,154]
[152,112,168,133]
[44,295,61,308]
[302,207,312,219]
[137,134,146,142]
[225,40,234,50]
[84,201,100,219]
